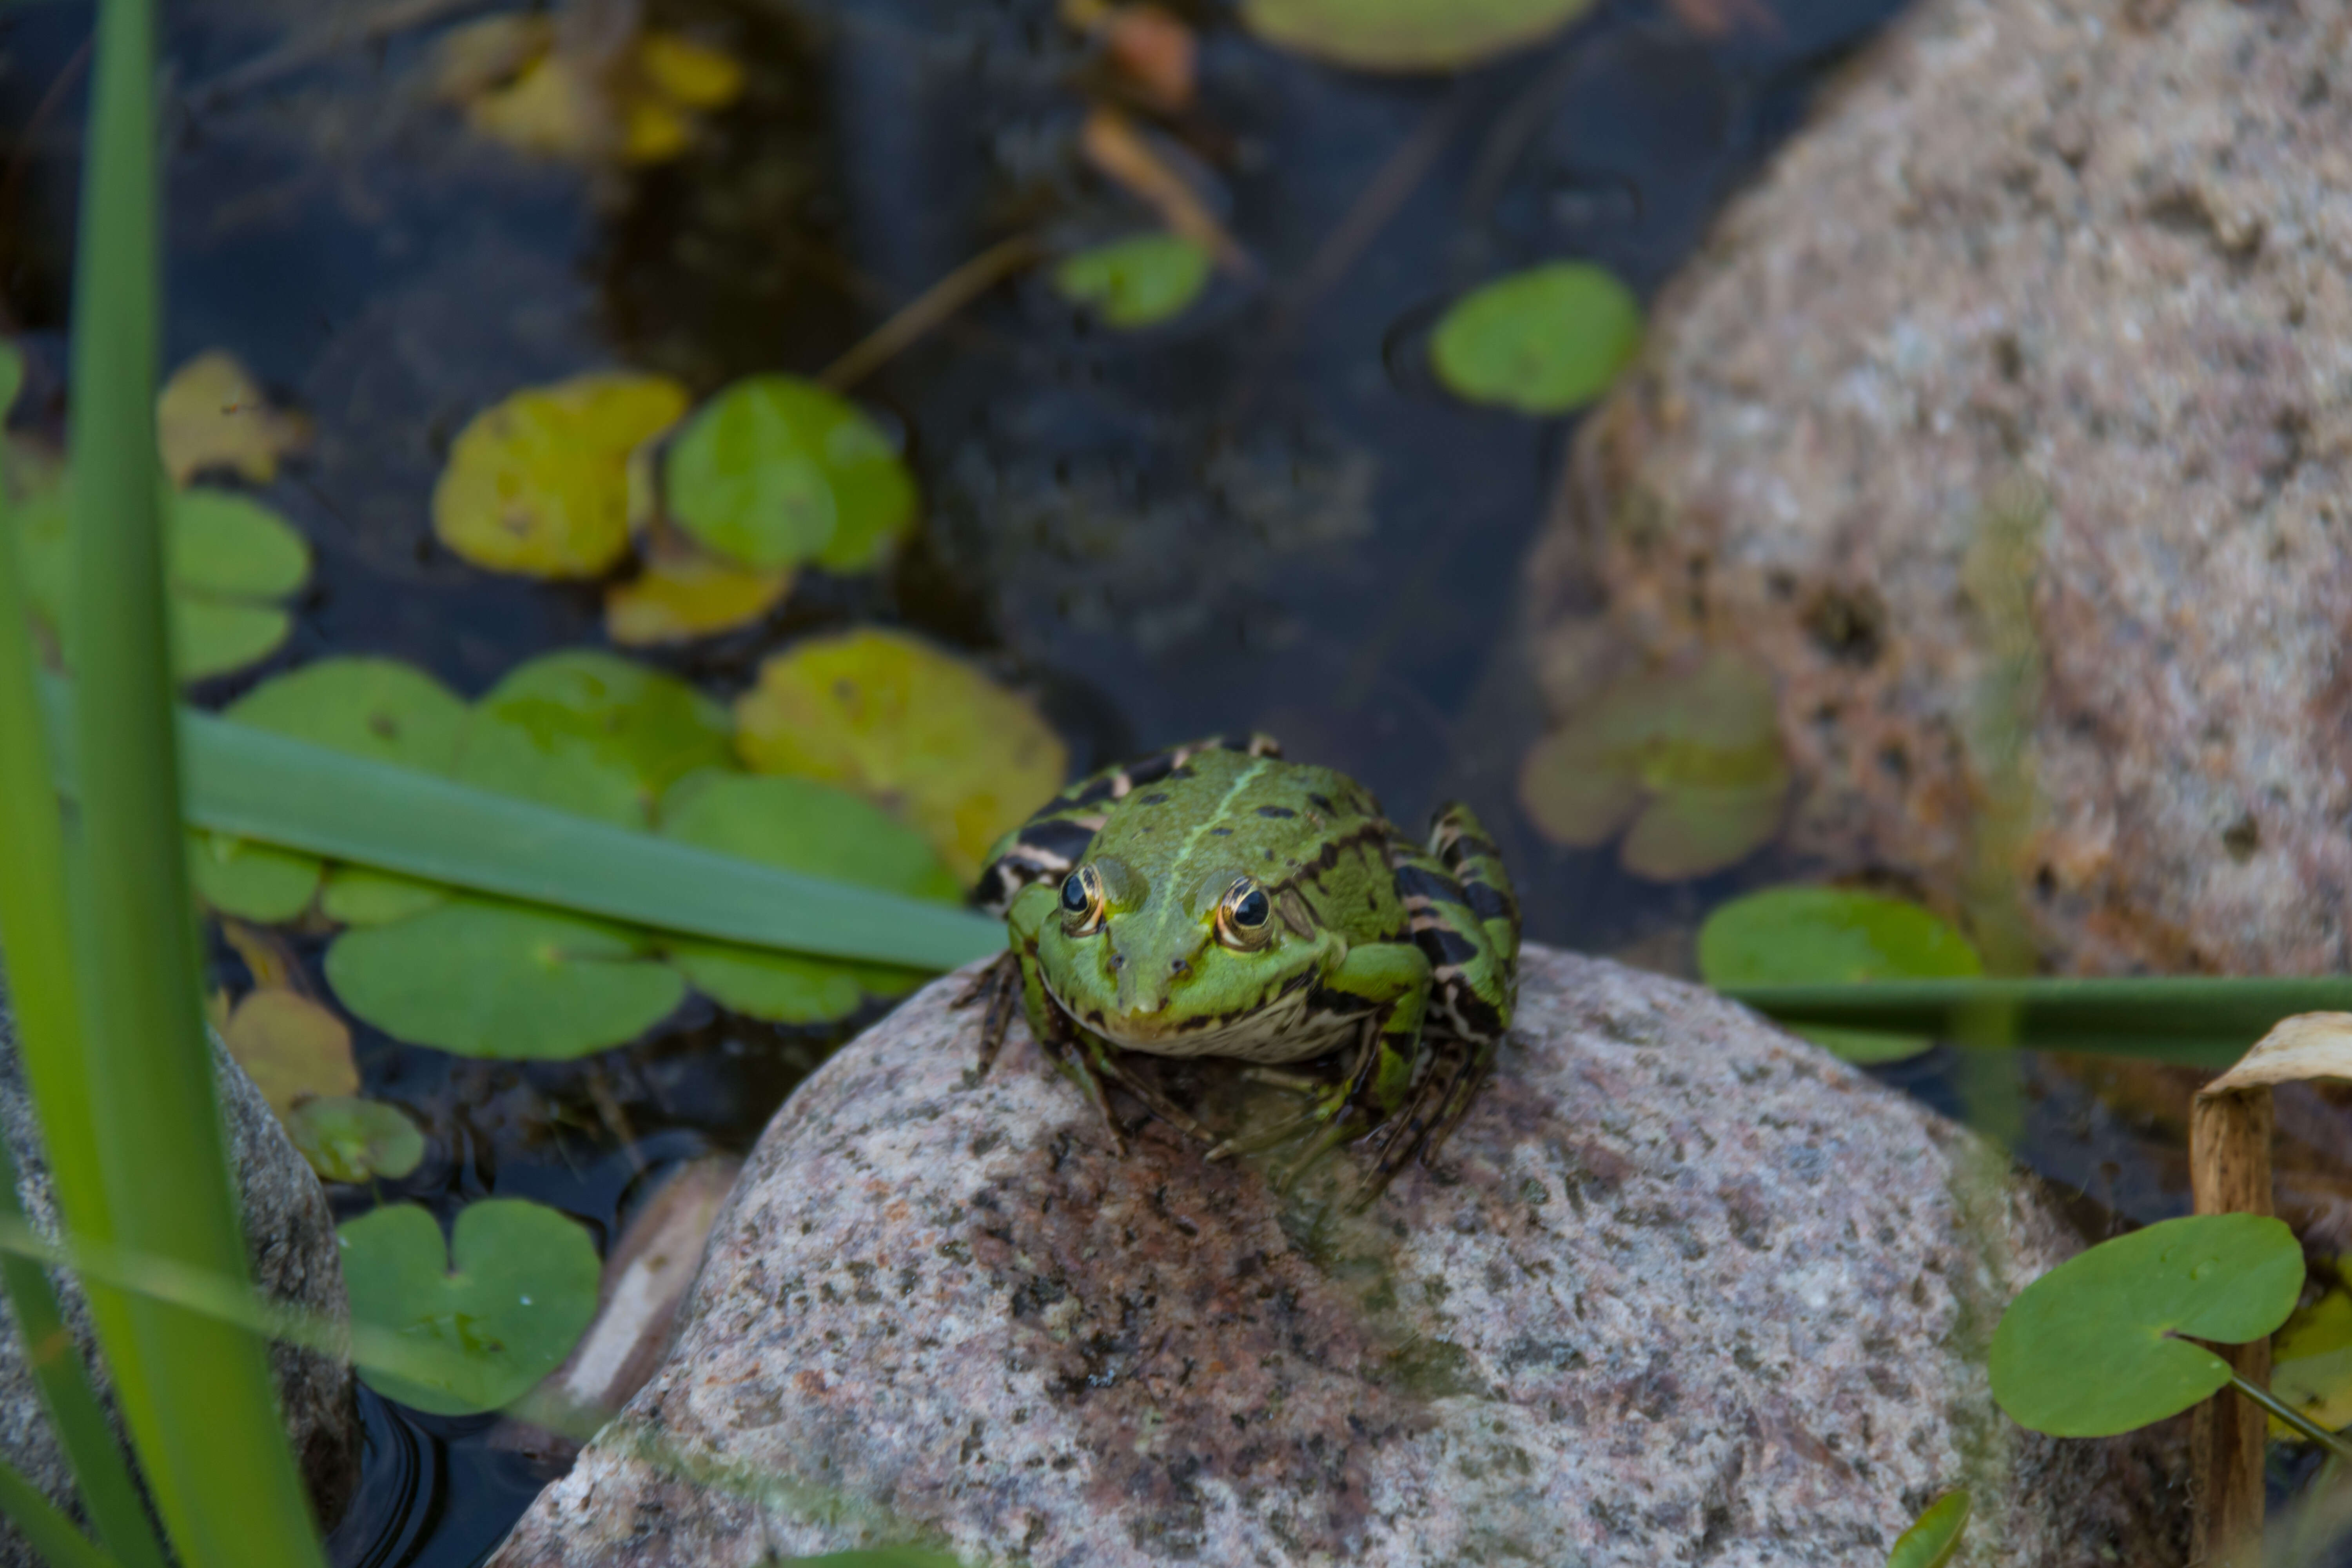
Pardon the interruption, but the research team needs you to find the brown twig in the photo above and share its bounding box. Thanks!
[817,234,1044,394]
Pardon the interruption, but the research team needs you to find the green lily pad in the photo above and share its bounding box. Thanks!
[320,866,452,927]
[663,376,918,574]
[187,829,323,923]
[1519,653,1786,881]
[324,898,686,1059]
[1886,1491,1970,1568]
[225,657,469,773]
[1240,0,1595,69]
[1054,234,1212,328]
[1988,1213,2304,1438]
[1432,263,1643,415]
[732,630,1067,884]
[665,943,927,1026]
[339,1198,599,1416]
[1697,886,1984,1064]
[452,649,734,829]
[2269,1284,2352,1438]
[288,1096,426,1183]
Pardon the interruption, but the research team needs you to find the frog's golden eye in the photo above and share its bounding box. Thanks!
[1060,866,1105,931]
[1216,879,1272,947]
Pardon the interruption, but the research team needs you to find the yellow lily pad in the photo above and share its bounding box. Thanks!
[1519,653,1787,881]
[438,16,745,168]
[733,629,1067,884]
[2272,1284,2352,1438]
[604,536,791,646]
[433,373,689,579]
[1240,0,1597,71]
[157,349,312,486]
[220,987,359,1120]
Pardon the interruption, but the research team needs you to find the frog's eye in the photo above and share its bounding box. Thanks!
[1230,886,1270,927]
[1059,866,1105,931]
[1217,879,1273,947]
[1060,870,1091,913]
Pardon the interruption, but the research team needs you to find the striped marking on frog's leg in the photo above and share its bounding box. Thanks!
[1429,802,1521,985]
[969,733,1283,916]
[1388,814,1515,1047]
[1354,1032,1492,1209]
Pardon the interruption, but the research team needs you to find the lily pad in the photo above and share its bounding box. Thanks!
[1053,234,1212,328]
[219,987,358,1119]
[320,866,452,928]
[1518,653,1786,881]
[1988,1213,2304,1438]
[453,650,735,829]
[1431,263,1642,415]
[157,349,311,486]
[1886,1491,1971,1568]
[662,376,918,574]
[338,1198,599,1416]
[326,898,685,1060]
[732,630,1066,884]
[2269,1283,2352,1438]
[1696,886,1984,1064]
[662,944,926,1026]
[288,1097,426,1184]
[187,829,323,923]
[433,373,688,579]
[225,657,469,773]
[1240,0,1596,72]
[439,16,744,168]
[605,540,791,646]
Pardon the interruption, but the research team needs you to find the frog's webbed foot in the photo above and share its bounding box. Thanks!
[1354,1034,1493,1209]
[1086,1049,1218,1148]
[953,951,1023,1079]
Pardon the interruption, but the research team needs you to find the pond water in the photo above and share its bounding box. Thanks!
[13,0,2280,1560]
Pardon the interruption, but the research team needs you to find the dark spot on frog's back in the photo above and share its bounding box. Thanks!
[1020,818,1098,864]
[1256,806,1296,818]
[1392,865,1464,906]
[1141,792,1170,806]
[1465,881,1514,920]
[1209,827,1233,837]
[1307,793,1337,815]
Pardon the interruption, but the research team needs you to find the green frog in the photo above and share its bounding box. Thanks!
[958,734,1520,1201]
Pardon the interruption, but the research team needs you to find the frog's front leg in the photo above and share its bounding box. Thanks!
[1262,941,1431,1186]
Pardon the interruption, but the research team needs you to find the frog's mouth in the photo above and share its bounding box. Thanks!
[1042,976,1350,1063]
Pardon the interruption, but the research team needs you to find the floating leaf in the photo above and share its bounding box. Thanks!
[1988,1213,2304,1437]
[434,373,689,579]
[440,16,745,167]
[187,829,322,923]
[1054,234,1212,328]
[1078,107,1245,272]
[157,349,311,486]
[453,650,734,829]
[1519,653,1786,881]
[663,376,917,574]
[733,630,1066,884]
[320,865,452,927]
[1697,886,1984,1064]
[1240,0,1595,71]
[220,988,358,1119]
[657,770,949,1021]
[2270,1285,2352,1439]
[287,1097,425,1184]
[325,898,685,1060]
[605,535,791,646]
[339,1199,599,1416]
[225,657,468,773]
[1886,1491,1971,1568]
[1432,262,1643,415]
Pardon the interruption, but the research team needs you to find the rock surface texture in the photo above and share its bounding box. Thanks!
[0,982,358,1558]
[1531,0,2352,973]
[491,949,2177,1568]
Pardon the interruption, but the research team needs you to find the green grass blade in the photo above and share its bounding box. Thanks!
[65,0,325,1561]
[0,1459,119,1568]
[36,676,1005,970]
[1718,976,2352,1068]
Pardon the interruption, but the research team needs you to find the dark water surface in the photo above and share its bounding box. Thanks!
[2,0,1940,1559]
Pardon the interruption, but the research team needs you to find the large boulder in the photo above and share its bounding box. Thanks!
[1530,0,2352,974]
[491,948,2178,1567]
[0,980,358,1555]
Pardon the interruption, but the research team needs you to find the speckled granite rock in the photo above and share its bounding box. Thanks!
[490,948,2178,1568]
[0,980,357,1556]
[1530,0,2352,973]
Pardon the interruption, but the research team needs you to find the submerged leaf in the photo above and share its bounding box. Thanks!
[434,373,689,579]
[288,1097,426,1184]
[604,539,791,646]
[1989,1213,2303,1437]
[1240,0,1596,71]
[325,898,685,1059]
[1054,234,1212,328]
[453,650,734,829]
[662,376,917,574]
[1432,263,1643,415]
[340,1199,599,1415]
[1698,886,1983,1063]
[2271,1285,2352,1439]
[220,987,358,1119]
[226,657,469,773]
[157,349,311,486]
[188,829,323,923]
[733,630,1066,884]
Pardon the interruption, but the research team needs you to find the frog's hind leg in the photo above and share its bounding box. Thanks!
[1405,803,1521,1041]
[951,950,1024,1078]
[1356,1034,1494,1208]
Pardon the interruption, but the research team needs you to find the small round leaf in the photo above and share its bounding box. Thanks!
[1053,234,1212,329]
[667,941,926,1025]
[1432,262,1643,415]
[339,1199,599,1416]
[325,899,686,1059]
[171,488,312,599]
[1989,1213,2305,1437]
[2271,1286,2352,1437]
[187,829,323,923]
[452,649,735,829]
[320,866,452,927]
[1697,886,1983,1063]
[289,1097,426,1183]
[663,376,917,573]
[658,771,961,903]
[1886,1490,1970,1568]
[225,657,469,773]
[220,988,358,1118]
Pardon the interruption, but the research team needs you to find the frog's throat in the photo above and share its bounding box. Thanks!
[1040,972,1359,1064]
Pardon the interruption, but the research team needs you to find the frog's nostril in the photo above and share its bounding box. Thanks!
[1108,950,1125,971]
[1168,957,1189,977]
